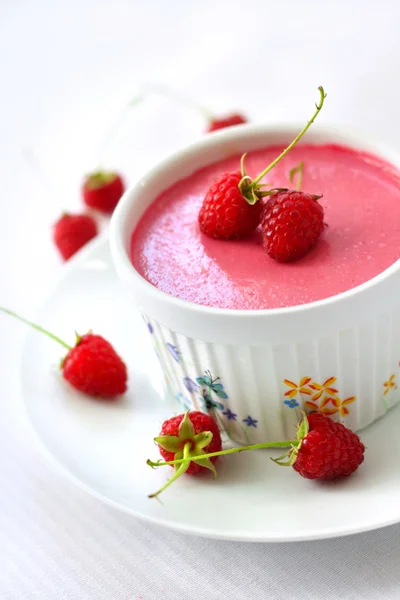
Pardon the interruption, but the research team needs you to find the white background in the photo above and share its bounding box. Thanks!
[2,1,400,598]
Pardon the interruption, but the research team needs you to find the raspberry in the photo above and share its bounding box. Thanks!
[207,114,247,133]
[53,213,97,260]
[62,333,127,398]
[199,87,326,245]
[198,171,262,239]
[293,413,365,479]
[82,171,125,214]
[159,411,221,475]
[147,411,365,496]
[0,309,127,399]
[261,190,324,262]
[148,411,222,498]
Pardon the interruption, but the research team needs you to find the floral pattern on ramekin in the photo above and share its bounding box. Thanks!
[382,373,398,411]
[143,317,400,442]
[283,376,356,419]
[185,370,258,443]
[140,315,262,443]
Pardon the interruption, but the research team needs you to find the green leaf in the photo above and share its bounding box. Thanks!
[270,456,293,466]
[154,435,181,453]
[297,411,309,441]
[215,389,228,399]
[178,411,195,440]
[240,153,248,177]
[193,456,217,477]
[196,377,207,386]
[270,446,298,467]
[244,190,258,206]
[193,431,213,451]
[271,449,291,463]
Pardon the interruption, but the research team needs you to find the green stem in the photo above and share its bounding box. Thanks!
[289,161,304,191]
[0,308,72,350]
[148,442,192,498]
[147,439,299,468]
[252,87,326,185]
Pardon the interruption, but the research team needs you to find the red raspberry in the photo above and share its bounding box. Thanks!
[199,87,327,244]
[147,411,365,497]
[293,413,365,480]
[303,412,336,431]
[207,113,247,133]
[198,171,262,239]
[62,333,127,398]
[0,308,128,399]
[82,171,125,214]
[53,213,98,260]
[261,190,324,262]
[158,411,221,475]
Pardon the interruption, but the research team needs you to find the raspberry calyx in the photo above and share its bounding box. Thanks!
[148,411,219,499]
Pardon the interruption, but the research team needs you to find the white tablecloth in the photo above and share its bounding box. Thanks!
[2,1,400,597]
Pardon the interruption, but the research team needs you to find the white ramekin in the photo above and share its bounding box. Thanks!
[110,124,400,443]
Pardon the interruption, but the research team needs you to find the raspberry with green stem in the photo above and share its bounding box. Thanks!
[148,433,300,470]
[0,307,127,398]
[238,86,326,205]
[147,411,365,494]
[148,411,222,499]
[198,87,326,240]
[147,438,298,469]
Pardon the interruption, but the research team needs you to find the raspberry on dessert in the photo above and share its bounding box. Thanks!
[261,190,325,262]
[198,87,326,244]
[198,171,262,239]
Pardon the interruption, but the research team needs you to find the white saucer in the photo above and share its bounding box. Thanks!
[21,236,400,542]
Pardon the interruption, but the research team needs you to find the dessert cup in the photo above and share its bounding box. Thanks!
[110,124,400,443]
